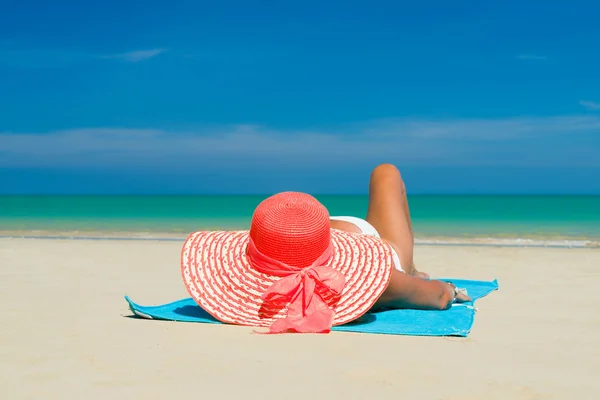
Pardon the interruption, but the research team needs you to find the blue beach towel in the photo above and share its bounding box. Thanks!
[125,278,498,336]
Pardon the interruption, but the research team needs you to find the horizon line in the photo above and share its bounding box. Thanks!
[0,193,599,197]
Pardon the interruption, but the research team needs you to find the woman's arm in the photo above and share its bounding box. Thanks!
[374,269,469,310]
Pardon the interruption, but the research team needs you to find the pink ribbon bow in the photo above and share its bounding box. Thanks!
[247,238,346,334]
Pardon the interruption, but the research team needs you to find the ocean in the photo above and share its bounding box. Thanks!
[0,195,599,246]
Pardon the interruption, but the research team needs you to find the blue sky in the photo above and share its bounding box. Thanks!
[1,0,599,194]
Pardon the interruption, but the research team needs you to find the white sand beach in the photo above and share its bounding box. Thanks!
[1,238,599,399]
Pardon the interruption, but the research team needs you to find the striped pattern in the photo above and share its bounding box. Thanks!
[180,229,393,327]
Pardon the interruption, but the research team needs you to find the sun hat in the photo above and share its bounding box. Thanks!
[180,191,393,334]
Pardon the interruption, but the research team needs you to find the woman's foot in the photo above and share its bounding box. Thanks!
[410,264,430,279]
[414,270,430,279]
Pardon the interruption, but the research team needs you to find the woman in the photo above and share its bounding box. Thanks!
[180,164,470,334]
[330,163,471,310]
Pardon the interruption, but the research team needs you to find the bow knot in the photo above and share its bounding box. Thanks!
[247,238,346,334]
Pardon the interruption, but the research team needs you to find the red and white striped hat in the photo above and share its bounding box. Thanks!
[180,192,393,334]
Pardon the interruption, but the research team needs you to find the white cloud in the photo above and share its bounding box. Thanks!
[0,46,167,68]
[98,48,167,63]
[517,54,547,61]
[356,116,600,140]
[1,116,599,170]
[579,100,600,111]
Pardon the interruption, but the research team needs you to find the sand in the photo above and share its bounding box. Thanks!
[1,238,599,399]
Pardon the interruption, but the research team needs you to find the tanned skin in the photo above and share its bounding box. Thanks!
[330,164,471,310]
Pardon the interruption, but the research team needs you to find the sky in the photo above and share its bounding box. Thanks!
[1,0,599,194]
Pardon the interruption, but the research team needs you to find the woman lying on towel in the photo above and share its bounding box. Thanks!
[181,163,471,334]
[329,163,471,311]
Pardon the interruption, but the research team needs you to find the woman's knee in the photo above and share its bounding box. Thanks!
[370,164,403,185]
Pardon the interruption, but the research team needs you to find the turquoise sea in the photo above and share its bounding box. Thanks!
[0,195,599,245]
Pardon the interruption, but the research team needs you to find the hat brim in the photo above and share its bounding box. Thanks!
[180,229,393,327]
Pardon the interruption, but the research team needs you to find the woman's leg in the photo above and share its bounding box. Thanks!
[331,164,465,309]
[364,164,426,277]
